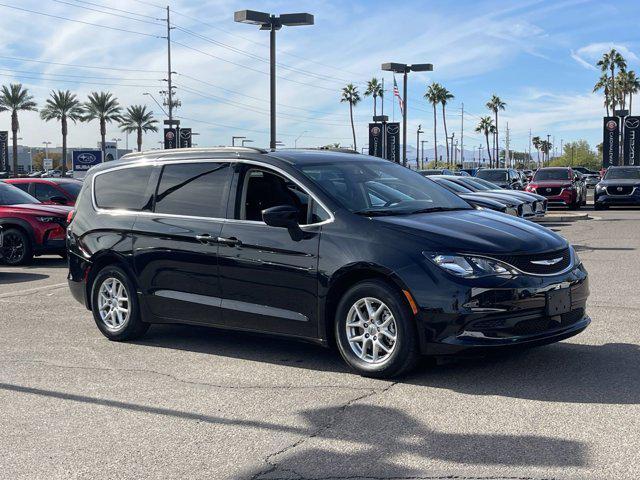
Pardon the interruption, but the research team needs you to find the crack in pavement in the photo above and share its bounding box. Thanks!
[258,476,561,480]
[251,381,399,480]
[0,282,67,299]
[2,359,379,392]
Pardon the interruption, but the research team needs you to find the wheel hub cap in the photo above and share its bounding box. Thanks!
[346,297,397,365]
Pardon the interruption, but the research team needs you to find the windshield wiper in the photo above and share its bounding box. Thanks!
[353,208,402,216]
[409,206,469,214]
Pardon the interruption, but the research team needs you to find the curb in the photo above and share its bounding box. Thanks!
[534,212,590,223]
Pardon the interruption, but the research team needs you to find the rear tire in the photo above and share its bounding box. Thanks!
[91,265,149,341]
[1,228,33,266]
[334,280,419,378]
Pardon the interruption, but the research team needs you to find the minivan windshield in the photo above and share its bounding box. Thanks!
[533,169,571,181]
[476,170,507,182]
[297,160,472,216]
[604,167,640,180]
[0,183,40,205]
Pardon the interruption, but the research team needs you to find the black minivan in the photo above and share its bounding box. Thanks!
[67,148,590,377]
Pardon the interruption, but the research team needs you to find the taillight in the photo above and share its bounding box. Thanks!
[66,210,76,224]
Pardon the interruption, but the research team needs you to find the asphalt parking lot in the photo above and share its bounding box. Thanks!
[1,203,639,480]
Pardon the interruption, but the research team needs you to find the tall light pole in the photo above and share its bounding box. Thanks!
[235,10,314,151]
[381,62,433,166]
[415,124,423,169]
[112,138,122,161]
[421,139,427,168]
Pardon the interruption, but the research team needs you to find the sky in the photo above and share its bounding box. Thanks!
[0,0,639,157]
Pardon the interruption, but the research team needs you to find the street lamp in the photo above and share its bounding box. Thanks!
[241,139,253,146]
[112,138,122,161]
[420,139,428,168]
[381,62,433,166]
[415,124,424,169]
[235,9,314,151]
[232,136,246,147]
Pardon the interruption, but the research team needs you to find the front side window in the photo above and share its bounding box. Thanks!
[155,162,232,218]
[0,183,39,205]
[237,168,329,225]
[34,183,63,202]
[298,160,471,216]
[94,166,153,211]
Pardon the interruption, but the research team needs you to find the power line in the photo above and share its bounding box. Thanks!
[0,67,160,82]
[0,55,164,73]
[0,71,159,88]
[0,3,164,38]
[52,0,163,26]
[66,0,160,20]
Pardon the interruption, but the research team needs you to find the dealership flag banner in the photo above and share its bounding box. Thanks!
[164,128,177,149]
[385,122,400,163]
[623,116,640,166]
[602,117,620,168]
[179,128,192,148]
[368,123,384,158]
[0,131,8,173]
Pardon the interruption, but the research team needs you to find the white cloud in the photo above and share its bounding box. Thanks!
[572,42,639,70]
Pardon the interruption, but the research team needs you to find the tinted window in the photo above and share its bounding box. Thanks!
[58,182,82,197]
[477,170,508,182]
[155,162,231,218]
[35,183,63,201]
[434,178,472,193]
[94,166,153,210]
[604,167,640,180]
[533,169,571,181]
[11,183,30,193]
[239,168,328,225]
[0,183,39,205]
[299,160,471,215]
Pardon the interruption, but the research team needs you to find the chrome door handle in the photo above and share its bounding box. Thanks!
[217,236,242,247]
[195,234,214,243]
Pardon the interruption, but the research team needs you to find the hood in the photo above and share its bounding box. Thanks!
[3,203,72,216]
[487,189,544,202]
[374,209,566,255]
[531,180,572,187]
[464,191,524,207]
[458,194,506,210]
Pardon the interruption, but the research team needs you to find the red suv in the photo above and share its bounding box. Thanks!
[526,167,587,209]
[3,178,82,206]
[0,182,72,265]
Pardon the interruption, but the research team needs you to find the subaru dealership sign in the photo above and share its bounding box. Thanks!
[73,150,103,178]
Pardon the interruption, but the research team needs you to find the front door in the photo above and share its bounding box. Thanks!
[134,161,233,326]
[218,165,328,338]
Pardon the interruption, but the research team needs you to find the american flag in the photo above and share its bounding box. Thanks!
[393,75,404,115]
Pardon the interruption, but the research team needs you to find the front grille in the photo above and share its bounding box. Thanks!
[512,308,585,335]
[606,185,634,196]
[539,187,562,196]
[466,308,585,337]
[491,248,571,275]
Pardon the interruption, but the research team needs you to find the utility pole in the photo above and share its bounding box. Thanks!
[166,6,174,122]
[421,139,427,167]
[528,129,532,167]
[454,139,459,165]
[479,144,484,167]
[546,134,551,166]
[448,132,455,168]
[505,122,510,168]
[560,139,564,160]
[415,124,423,169]
[460,103,464,165]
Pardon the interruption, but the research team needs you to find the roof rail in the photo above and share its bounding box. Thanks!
[121,146,269,160]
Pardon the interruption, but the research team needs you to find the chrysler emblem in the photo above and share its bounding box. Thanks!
[531,257,563,266]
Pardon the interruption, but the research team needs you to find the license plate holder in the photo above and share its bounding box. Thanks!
[546,288,572,316]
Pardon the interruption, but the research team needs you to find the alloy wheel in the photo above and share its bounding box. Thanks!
[346,297,397,364]
[97,277,130,332]
[2,232,25,264]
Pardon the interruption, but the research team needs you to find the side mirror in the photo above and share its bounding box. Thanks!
[262,205,299,229]
[50,196,68,205]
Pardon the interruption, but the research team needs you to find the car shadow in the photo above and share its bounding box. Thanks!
[22,257,67,269]
[136,325,640,405]
[0,271,49,285]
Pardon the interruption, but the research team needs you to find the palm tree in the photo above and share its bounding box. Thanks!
[364,78,383,118]
[593,74,612,116]
[0,83,37,175]
[425,82,441,164]
[597,48,627,113]
[626,71,640,115]
[540,140,552,166]
[532,135,542,169]
[617,70,640,114]
[341,84,361,151]
[83,91,122,158]
[119,105,158,152]
[486,95,506,166]
[475,116,495,166]
[439,87,454,167]
[40,90,83,175]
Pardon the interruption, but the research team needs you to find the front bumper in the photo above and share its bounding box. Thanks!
[412,263,589,355]
[595,190,640,207]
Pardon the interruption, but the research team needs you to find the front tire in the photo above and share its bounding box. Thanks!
[335,280,419,378]
[91,266,149,341]
[1,228,33,266]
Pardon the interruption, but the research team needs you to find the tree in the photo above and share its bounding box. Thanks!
[597,48,627,113]
[341,84,361,152]
[593,74,612,116]
[364,78,383,118]
[549,139,599,170]
[618,70,640,114]
[119,105,158,152]
[0,83,37,175]
[40,90,83,175]
[532,135,542,168]
[540,140,552,166]
[439,86,454,167]
[475,116,495,166]
[486,94,506,166]
[83,91,122,158]
[424,82,441,164]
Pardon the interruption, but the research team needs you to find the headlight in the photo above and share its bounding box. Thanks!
[505,206,518,216]
[424,252,516,278]
[36,216,58,223]
[595,184,606,192]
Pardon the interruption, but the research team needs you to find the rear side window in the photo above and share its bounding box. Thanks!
[155,162,231,218]
[94,166,153,210]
